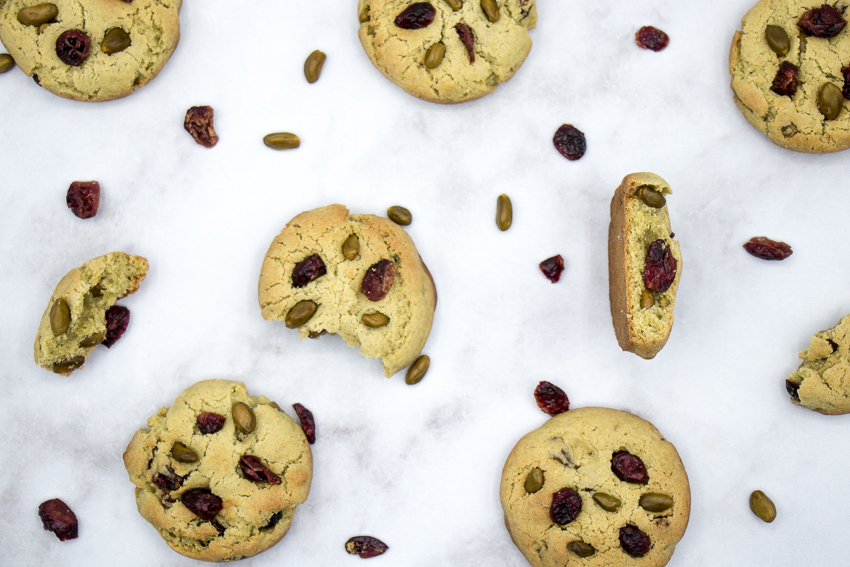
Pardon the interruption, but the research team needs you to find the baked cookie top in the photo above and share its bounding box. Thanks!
[358,0,536,104]
[730,0,850,153]
[123,379,312,562]
[0,0,181,101]
[786,312,850,415]
[500,407,690,567]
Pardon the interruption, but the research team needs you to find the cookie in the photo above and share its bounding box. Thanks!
[0,0,181,101]
[258,204,437,377]
[608,173,681,360]
[785,313,850,414]
[123,379,312,562]
[730,0,850,153]
[33,251,148,375]
[500,407,690,567]
[357,0,536,104]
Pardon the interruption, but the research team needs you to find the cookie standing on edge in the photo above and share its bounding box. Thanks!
[123,380,312,562]
[786,313,850,414]
[500,407,690,567]
[358,0,536,104]
[0,0,181,101]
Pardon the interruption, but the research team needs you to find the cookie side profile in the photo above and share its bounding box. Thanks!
[123,379,312,562]
[500,407,690,567]
[608,173,681,359]
[786,313,850,415]
[357,0,536,104]
[33,251,148,375]
[0,0,181,101]
[729,0,850,153]
[258,204,437,377]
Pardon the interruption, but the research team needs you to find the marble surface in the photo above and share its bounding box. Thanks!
[2,0,849,565]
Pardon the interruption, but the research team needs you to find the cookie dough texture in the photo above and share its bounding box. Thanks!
[258,204,437,377]
[500,407,690,567]
[786,313,850,414]
[0,0,181,101]
[730,0,850,152]
[34,251,148,375]
[358,0,536,103]
[123,380,312,562]
[608,173,681,360]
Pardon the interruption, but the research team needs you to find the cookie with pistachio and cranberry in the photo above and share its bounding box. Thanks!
[123,379,312,562]
[258,204,437,377]
[730,0,850,152]
[785,312,850,414]
[0,0,181,101]
[500,407,690,567]
[357,0,536,103]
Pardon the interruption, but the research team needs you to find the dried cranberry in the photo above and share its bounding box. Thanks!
[550,488,582,525]
[771,61,799,97]
[539,255,565,283]
[743,236,793,260]
[786,379,801,402]
[361,259,396,301]
[635,26,669,51]
[553,124,587,161]
[152,467,184,492]
[842,65,850,99]
[55,30,91,66]
[240,455,282,484]
[292,254,327,287]
[293,403,316,444]
[395,2,435,29]
[345,535,389,558]
[611,451,649,484]
[456,23,475,63]
[66,181,100,219]
[197,412,226,434]
[184,106,219,148]
[619,524,651,557]
[38,499,78,541]
[103,305,130,348]
[534,381,570,416]
[643,240,676,292]
[181,488,223,521]
[797,4,847,37]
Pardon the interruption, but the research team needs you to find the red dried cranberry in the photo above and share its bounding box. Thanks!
[181,488,223,521]
[56,30,91,66]
[534,381,570,416]
[38,498,78,541]
[643,240,676,292]
[619,524,651,557]
[345,535,389,558]
[293,403,316,444]
[797,4,847,37]
[292,254,327,287]
[611,451,649,484]
[786,379,801,402]
[152,467,184,492]
[539,255,565,283]
[184,106,219,148]
[771,61,799,97]
[635,26,669,51]
[553,124,586,161]
[197,412,226,434]
[103,305,130,348]
[66,181,100,219]
[240,455,282,484]
[395,2,435,29]
[550,488,582,525]
[743,236,793,260]
[361,259,396,301]
[456,23,475,63]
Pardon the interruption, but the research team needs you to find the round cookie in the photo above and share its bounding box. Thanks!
[730,0,850,152]
[500,407,690,567]
[123,380,312,562]
[0,0,181,101]
[258,204,437,377]
[786,312,850,415]
[358,0,536,104]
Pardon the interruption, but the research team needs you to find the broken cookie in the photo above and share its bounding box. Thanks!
[786,312,850,414]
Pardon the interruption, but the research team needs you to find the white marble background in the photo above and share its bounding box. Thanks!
[2,0,849,565]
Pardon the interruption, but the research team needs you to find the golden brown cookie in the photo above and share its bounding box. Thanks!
[785,313,850,414]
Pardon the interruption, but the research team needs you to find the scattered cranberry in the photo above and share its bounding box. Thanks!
[293,403,316,444]
[550,488,582,525]
[797,4,847,38]
[643,240,677,292]
[619,524,651,557]
[743,236,793,260]
[539,255,565,283]
[345,535,389,558]
[66,181,100,219]
[785,379,801,402]
[611,451,649,484]
[361,259,396,301]
[394,2,435,29]
[181,488,223,522]
[635,26,669,51]
[184,106,219,148]
[292,254,327,287]
[38,499,78,541]
[197,412,226,434]
[771,61,799,97]
[103,305,130,348]
[239,455,282,484]
[553,124,586,161]
[456,23,475,63]
[56,30,91,66]
[534,381,570,416]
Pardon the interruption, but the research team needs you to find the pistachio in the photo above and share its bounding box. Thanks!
[567,541,596,558]
[445,0,463,9]
[308,329,327,339]
[405,355,430,385]
[101,28,131,54]
[263,132,301,150]
[79,332,105,348]
[232,402,256,434]
[496,194,512,231]
[640,289,655,309]
[592,492,621,512]
[17,3,57,26]
[361,312,390,328]
[171,441,198,463]
[52,356,85,374]
[285,300,317,328]
[765,25,789,56]
[749,490,776,523]
[657,296,669,307]
[342,234,360,260]
[818,82,843,120]
[90,283,104,297]
[481,0,499,22]
[639,493,673,512]
[0,54,15,74]
[304,50,326,83]
[639,185,666,208]
[358,5,369,22]
[424,42,445,69]
[524,467,544,493]
[387,205,412,225]
[50,298,71,335]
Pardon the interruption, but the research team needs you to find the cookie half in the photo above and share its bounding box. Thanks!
[0,0,181,101]
[258,204,437,377]
[358,0,536,103]
[500,407,690,567]
[123,379,312,562]
[785,313,850,414]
